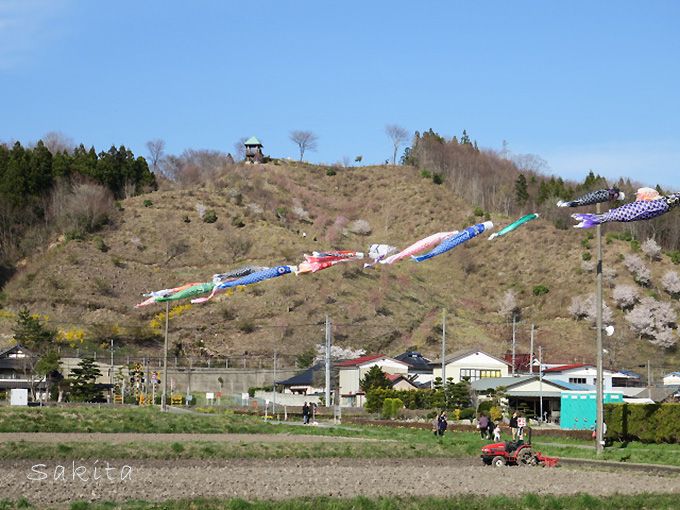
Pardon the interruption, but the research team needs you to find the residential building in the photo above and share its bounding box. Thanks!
[542,363,638,391]
[393,351,433,385]
[0,344,46,397]
[337,354,409,407]
[276,363,324,395]
[386,373,418,391]
[663,372,680,386]
[431,349,510,384]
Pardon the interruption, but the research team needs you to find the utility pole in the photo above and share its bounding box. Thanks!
[325,315,331,408]
[529,324,535,375]
[441,309,446,384]
[539,345,544,423]
[272,351,277,420]
[647,359,652,399]
[595,202,604,455]
[110,339,114,404]
[512,314,517,376]
[162,301,169,412]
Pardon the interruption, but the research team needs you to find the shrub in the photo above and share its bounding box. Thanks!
[432,173,444,185]
[459,407,475,421]
[630,239,641,252]
[473,207,485,217]
[669,251,680,265]
[93,236,109,252]
[532,285,549,296]
[581,252,592,261]
[203,209,217,223]
[642,238,662,260]
[143,199,153,207]
[381,398,404,419]
[605,403,680,443]
[326,168,337,176]
[420,169,432,179]
[237,319,256,334]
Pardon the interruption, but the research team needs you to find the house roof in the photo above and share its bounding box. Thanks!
[632,385,680,402]
[433,349,511,367]
[244,136,262,146]
[664,372,680,377]
[470,375,593,393]
[543,363,592,373]
[394,351,432,369]
[276,363,322,386]
[0,344,33,359]
[336,354,390,367]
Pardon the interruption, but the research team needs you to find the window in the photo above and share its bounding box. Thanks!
[459,369,501,382]
[569,377,586,384]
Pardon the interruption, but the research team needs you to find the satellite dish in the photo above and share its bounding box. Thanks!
[605,325,615,337]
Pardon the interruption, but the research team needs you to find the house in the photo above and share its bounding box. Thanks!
[393,351,433,385]
[276,363,324,395]
[542,363,638,391]
[337,354,409,407]
[471,375,591,424]
[663,372,680,386]
[386,373,419,391]
[244,136,263,163]
[0,344,47,399]
[431,349,510,385]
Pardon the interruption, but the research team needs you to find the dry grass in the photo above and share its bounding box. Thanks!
[1,163,679,368]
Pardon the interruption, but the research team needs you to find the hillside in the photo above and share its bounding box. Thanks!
[1,161,679,372]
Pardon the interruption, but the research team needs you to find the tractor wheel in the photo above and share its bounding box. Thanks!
[518,449,534,466]
[492,455,506,467]
[482,458,492,466]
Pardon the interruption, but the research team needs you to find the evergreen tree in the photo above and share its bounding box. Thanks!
[69,357,103,402]
[12,307,57,400]
[515,174,529,206]
[461,130,471,146]
[359,365,391,392]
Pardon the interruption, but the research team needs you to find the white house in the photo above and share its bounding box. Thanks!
[432,349,510,385]
[337,354,409,407]
[394,351,434,385]
[542,363,638,391]
[663,372,680,386]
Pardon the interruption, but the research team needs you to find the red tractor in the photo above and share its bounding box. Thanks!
[480,428,558,467]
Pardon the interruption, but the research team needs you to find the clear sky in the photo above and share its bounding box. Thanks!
[1,0,679,188]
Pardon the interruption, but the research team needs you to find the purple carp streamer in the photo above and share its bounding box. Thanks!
[412,222,493,262]
[557,188,625,208]
[572,193,680,229]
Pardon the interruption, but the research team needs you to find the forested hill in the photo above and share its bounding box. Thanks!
[0,135,679,375]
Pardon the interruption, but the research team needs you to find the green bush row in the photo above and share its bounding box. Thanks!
[605,403,680,443]
[381,398,404,419]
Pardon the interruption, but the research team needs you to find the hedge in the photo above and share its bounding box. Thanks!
[605,403,680,443]
[366,388,441,413]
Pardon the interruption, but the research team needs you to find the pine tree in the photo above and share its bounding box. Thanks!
[69,357,103,402]
[359,365,391,392]
[515,174,529,206]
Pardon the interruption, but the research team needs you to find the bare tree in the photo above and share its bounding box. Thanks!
[145,139,166,174]
[385,124,409,165]
[289,130,318,161]
[234,137,247,161]
[42,131,74,154]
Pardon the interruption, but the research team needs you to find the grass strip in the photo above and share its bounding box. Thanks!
[2,494,680,510]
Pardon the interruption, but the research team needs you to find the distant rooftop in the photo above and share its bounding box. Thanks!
[244,136,262,146]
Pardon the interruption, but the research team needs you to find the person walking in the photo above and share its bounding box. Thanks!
[478,414,489,439]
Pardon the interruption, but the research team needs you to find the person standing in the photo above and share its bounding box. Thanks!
[302,402,310,425]
[437,411,448,437]
[510,411,519,440]
[486,419,495,440]
[478,414,489,439]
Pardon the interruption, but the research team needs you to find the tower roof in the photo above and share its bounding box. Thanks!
[244,136,262,146]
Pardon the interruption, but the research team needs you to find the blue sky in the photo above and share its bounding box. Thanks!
[1,0,679,188]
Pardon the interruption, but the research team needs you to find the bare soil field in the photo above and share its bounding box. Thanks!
[0,432,375,444]
[2,458,679,507]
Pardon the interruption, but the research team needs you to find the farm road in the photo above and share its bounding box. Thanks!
[2,458,679,507]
